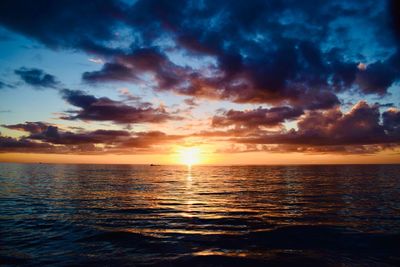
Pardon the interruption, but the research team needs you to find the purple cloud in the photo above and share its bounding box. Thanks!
[60,89,180,124]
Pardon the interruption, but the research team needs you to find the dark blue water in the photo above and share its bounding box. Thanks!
[0,163,399,266]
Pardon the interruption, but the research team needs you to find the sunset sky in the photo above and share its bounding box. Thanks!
[0,0,399,164]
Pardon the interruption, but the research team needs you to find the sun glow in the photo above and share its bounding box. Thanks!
[178,147,201,166]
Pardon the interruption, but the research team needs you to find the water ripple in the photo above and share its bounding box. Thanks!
[1,163,399,266]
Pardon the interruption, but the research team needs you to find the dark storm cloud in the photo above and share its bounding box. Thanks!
[212,106,303,129]
[1,0,398,108]
[60,89,179,124]
[14,67,60,89]
[82,47,185,92]
[0,0,126,55]
[236,101,400,147]
[84,0,399,106]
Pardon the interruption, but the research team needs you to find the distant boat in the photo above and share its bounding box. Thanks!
[150,164,160,166]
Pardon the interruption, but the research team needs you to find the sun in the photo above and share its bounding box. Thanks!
[178,147,201,166]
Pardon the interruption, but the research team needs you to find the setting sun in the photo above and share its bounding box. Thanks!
[178,147,201,166]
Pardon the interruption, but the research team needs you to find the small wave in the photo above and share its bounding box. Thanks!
[106,207,178,215]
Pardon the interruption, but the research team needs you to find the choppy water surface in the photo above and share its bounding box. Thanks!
[0,163,399,266]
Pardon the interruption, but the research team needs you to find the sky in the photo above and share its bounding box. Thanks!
[0,0,399,165]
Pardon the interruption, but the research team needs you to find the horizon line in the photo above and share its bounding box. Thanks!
[1,161,400,166]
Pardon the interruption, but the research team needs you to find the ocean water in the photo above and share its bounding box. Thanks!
[0,163,399,266]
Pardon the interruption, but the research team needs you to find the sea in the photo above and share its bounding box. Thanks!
[0,163,399,266]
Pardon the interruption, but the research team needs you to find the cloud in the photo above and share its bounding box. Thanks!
[117,131,184,149]
[357,63,367,71]
[0,0,126,55]
[29,127,131,145]
[0,80,15,89]
[118,88,142,102]
[2,103,400,155]
[235,101,400,147]
[0,133,56,153]
[82,63,136,82]
[216,143,396,155]
[2,121,50,134]
[382,108,400,134]
[82,48,185,92]
[81,41,344,109]
[88,58,104,64]
[14,67,60,89]
[60,89,179,124]
[0,123,186,154]
[212,106,303,129]
[1,1,397,108]
[183,98,198,107]
[355,60,398,95]
[81,1,398,108]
